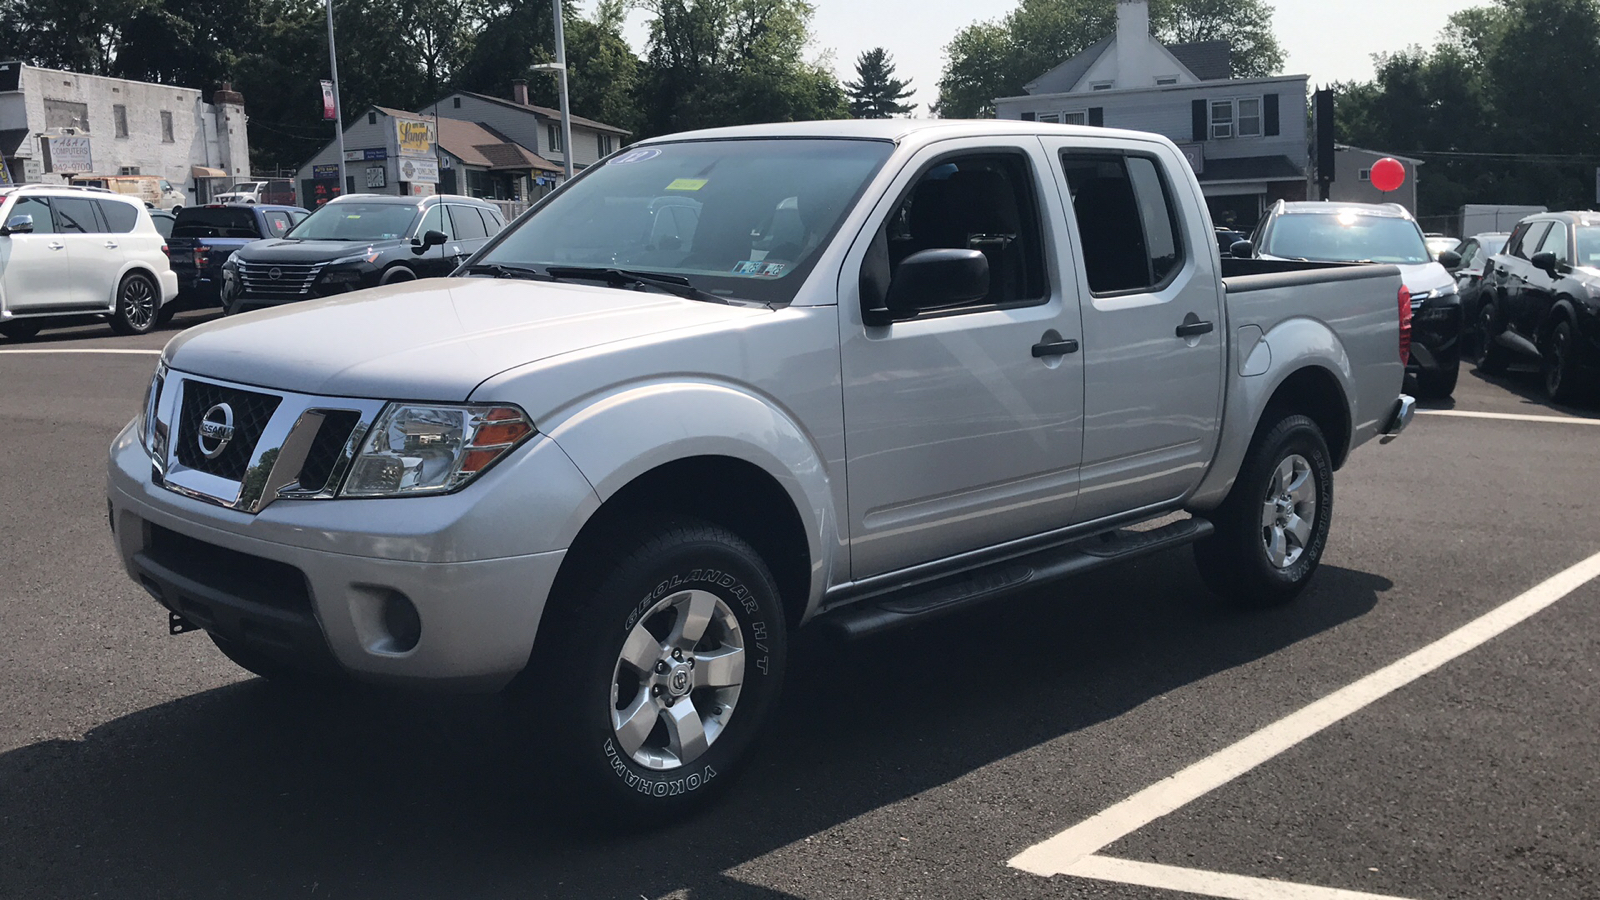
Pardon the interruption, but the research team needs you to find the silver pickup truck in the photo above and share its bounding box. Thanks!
[108,120,1413,814]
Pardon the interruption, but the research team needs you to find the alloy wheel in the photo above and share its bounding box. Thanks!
[1260,453,1317,569]
[121,277,156,331]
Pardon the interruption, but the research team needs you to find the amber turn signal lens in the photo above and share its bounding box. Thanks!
[473,420,533,447]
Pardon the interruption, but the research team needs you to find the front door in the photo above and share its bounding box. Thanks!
[1041,139,1226,520]
[410,205,452,277]
[0,196,75,314]
[839,142,1086,579]
[1515,220,1567,338]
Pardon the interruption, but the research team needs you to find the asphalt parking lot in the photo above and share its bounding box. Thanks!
[2,315,1597,899]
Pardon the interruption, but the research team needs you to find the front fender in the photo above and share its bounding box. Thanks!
[539,381,838,619]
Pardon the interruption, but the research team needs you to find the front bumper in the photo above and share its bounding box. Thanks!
[1407,302,1462,374]
[107,415,595,691]
[220,263,377,312]
[1381,394,1415,444]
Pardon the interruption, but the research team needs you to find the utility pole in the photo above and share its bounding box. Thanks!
[551,0,574,181]
[325,0,348,194]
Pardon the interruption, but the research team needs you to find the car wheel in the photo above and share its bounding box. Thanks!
[1194,413,1334,609]
[380,266,417,285]
[109,272,160,336]
[0,320,42,342]
[207,633,344,689]
[1416,353,1460,399]
[1544,319,1582,404]
[1475,304,1510,374]
[519,517,789,817]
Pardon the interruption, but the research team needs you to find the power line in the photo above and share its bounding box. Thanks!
[1401,149,1600,163]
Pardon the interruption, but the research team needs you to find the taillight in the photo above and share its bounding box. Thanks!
[160,244,170,258]
[193,247,209,268]
[1398,285,1413,365]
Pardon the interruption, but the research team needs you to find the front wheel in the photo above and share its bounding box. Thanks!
[1544,319,1583,404]
[1476,304,1510,374]
[109,272,160,335]
[1194,414,1334,608]
[520,518,789,817]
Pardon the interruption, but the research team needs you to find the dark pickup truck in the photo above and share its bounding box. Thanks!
[166,204,308,312]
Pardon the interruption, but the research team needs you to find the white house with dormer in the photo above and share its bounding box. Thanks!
[994,0,1310,230]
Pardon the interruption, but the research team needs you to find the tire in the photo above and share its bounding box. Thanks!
[208,633,341,689]
[1476,303,1510,375]
[156,303,178,326]
[1415,354,1460,399]
[518,517,789,818]
[1544,319,1582,404]
[379,266,416,285]
[0,320,42,342]
[109,272,160,335]
[1194,414,1334,609]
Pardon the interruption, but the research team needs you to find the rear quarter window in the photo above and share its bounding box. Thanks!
[96,199,140,233]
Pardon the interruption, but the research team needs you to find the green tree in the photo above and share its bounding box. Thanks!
[934,0,1284,118]
[845,47,916,118]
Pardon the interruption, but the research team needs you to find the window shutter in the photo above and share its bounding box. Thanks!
[1263,94,1280,136]
[1020,112,1036,122]
[1192,100,1207,142]
[1088,107,1104,127]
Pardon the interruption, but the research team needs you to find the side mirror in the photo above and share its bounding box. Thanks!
[421,229,448,248]
[883,249,990,319]
[1530,250,1559,275]
[1229,239,1254,259]
[1437,249,1462,270]
[2,214,35,235]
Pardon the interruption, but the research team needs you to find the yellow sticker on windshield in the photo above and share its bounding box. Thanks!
[665,178,708,191]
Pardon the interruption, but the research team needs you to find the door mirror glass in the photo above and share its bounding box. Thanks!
[1229,239,1254,258]
[1530,250,1558,274]
[421,229,448,248]
[2,214,34,235]
[1437,249,1462,270]
[884,249,990,318]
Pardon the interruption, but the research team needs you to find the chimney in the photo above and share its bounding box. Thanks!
[213,80,244,106]
[1114,0,1150,87]
[512,78,529,106]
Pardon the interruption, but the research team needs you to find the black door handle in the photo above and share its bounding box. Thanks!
[1176,317,1214,338]
[1032,338,1080,358]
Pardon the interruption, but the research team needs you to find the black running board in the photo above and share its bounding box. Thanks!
[820,517,1214,640]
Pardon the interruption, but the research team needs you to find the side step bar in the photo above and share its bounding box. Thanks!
[820,517,1214,640]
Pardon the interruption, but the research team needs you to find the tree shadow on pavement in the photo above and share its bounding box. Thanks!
[0,556,1388,900]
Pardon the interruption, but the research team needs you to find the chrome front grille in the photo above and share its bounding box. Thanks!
[235,260,326,296]
[173,381,282,481]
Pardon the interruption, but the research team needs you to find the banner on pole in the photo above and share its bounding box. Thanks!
[321,80,336,121]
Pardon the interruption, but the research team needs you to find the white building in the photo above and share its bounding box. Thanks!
[994,0,1309,230]
[0,61,250,205]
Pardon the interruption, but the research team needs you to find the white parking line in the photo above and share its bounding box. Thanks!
[1417,409,1600,426]
[1010,548,1600,888]
[0,348,162,356]
[1063,855,1415,900]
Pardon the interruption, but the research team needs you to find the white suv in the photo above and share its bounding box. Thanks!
[0,185,179,339]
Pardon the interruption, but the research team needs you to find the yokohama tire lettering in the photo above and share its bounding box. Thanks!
[604,738,718,797]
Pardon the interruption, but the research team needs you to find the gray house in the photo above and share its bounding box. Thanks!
[995,0,1309,230]
[423,83,629,175]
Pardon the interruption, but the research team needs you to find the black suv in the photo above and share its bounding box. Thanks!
[219,193,507,314]
[1478,211,1600,402]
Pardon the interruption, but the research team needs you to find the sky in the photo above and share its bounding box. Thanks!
[596,0,1485,115]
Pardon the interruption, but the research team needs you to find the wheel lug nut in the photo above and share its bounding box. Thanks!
[671,649,683,661]
[652,685,663,696]
[687,659,695,669]
[656,661,669,674]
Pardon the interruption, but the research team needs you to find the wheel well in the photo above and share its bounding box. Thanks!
[563,456,813,629]
[381,264,416,281]
[1539,302,1576,344]
[1262,366,1352,469]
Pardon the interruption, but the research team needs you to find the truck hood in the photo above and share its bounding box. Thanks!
[161,277,770,400]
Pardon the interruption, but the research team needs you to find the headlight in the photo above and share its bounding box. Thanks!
[1412,285,1459,302]
[329,248,381,267]
[340,403,534,497]
[142,364,167,458]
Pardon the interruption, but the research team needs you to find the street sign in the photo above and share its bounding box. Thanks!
[42,135,93,174]
[397,157,439,184]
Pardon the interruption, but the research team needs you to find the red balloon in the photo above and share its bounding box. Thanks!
[1370,157,1406,193]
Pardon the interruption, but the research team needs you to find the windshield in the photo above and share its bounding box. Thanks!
[285,202,419,241]
[1265,212,1432,265]
[1577,227,1600,267]
[477,139,894,305]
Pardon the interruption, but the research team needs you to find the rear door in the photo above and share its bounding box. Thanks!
[837,140,1086,578]
[1039,137,1226,520]
[0,196,75,313]
[444,204,491,270]
[51,196,121,309]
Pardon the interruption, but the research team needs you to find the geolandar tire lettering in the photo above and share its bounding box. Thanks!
[520,517,788,818]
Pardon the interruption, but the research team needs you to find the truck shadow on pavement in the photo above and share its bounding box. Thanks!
[0,556,1388,900]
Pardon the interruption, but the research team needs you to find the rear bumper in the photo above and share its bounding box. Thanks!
[1381,394,1415,444]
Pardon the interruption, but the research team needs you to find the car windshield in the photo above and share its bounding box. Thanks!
[229,183,262,192]
[172,208,258,239]
[285,202,419,241]
[1265,212,1432,265]
[477,138,894,305]
[1577,227,1600,266]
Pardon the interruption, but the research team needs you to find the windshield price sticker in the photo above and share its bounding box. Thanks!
[666,178,708,192]
[610,148,663,165]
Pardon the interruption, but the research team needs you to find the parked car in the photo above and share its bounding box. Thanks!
[1477,211,1600,402]
[1245,201,1463,399]
[166,204,309,313]
[149,208,177,240]
[1425,233,1461,261]
[1215,226,1248,255]
[1453,232,1510,359]
[212,179,295,205]
[68,174,187,210]
[0,184,178,339]
[219,193,505,315]
[108,120,1412,816]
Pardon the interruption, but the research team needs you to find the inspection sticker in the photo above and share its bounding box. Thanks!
[665,178,708,191]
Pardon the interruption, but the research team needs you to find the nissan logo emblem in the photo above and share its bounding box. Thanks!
[268,267,283,280]
[197,403,235,459]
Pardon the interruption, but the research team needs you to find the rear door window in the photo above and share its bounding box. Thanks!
[1060,153,1187,295]
[449,205,489,240]
[53,197,103,234]
[7,197,56,234]
[95,199,139,233]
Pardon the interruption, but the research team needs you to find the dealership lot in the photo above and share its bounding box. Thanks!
[1,317,1597,899]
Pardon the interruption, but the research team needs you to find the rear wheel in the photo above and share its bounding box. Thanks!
[1476,304,1510,375]
[1544,319,1582,403]
[0,320,42,342]
[1194,414,1334,608]
[517,518,788,817]
[109,272,160,335]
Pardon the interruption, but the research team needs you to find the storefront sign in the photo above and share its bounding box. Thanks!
[42,135,93,174]
[394,118,436,158]
[397,157,438,185]
[320,80,336,121]
[0,158,12,185]
[312,163,340,179]
[344,148,386,162]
